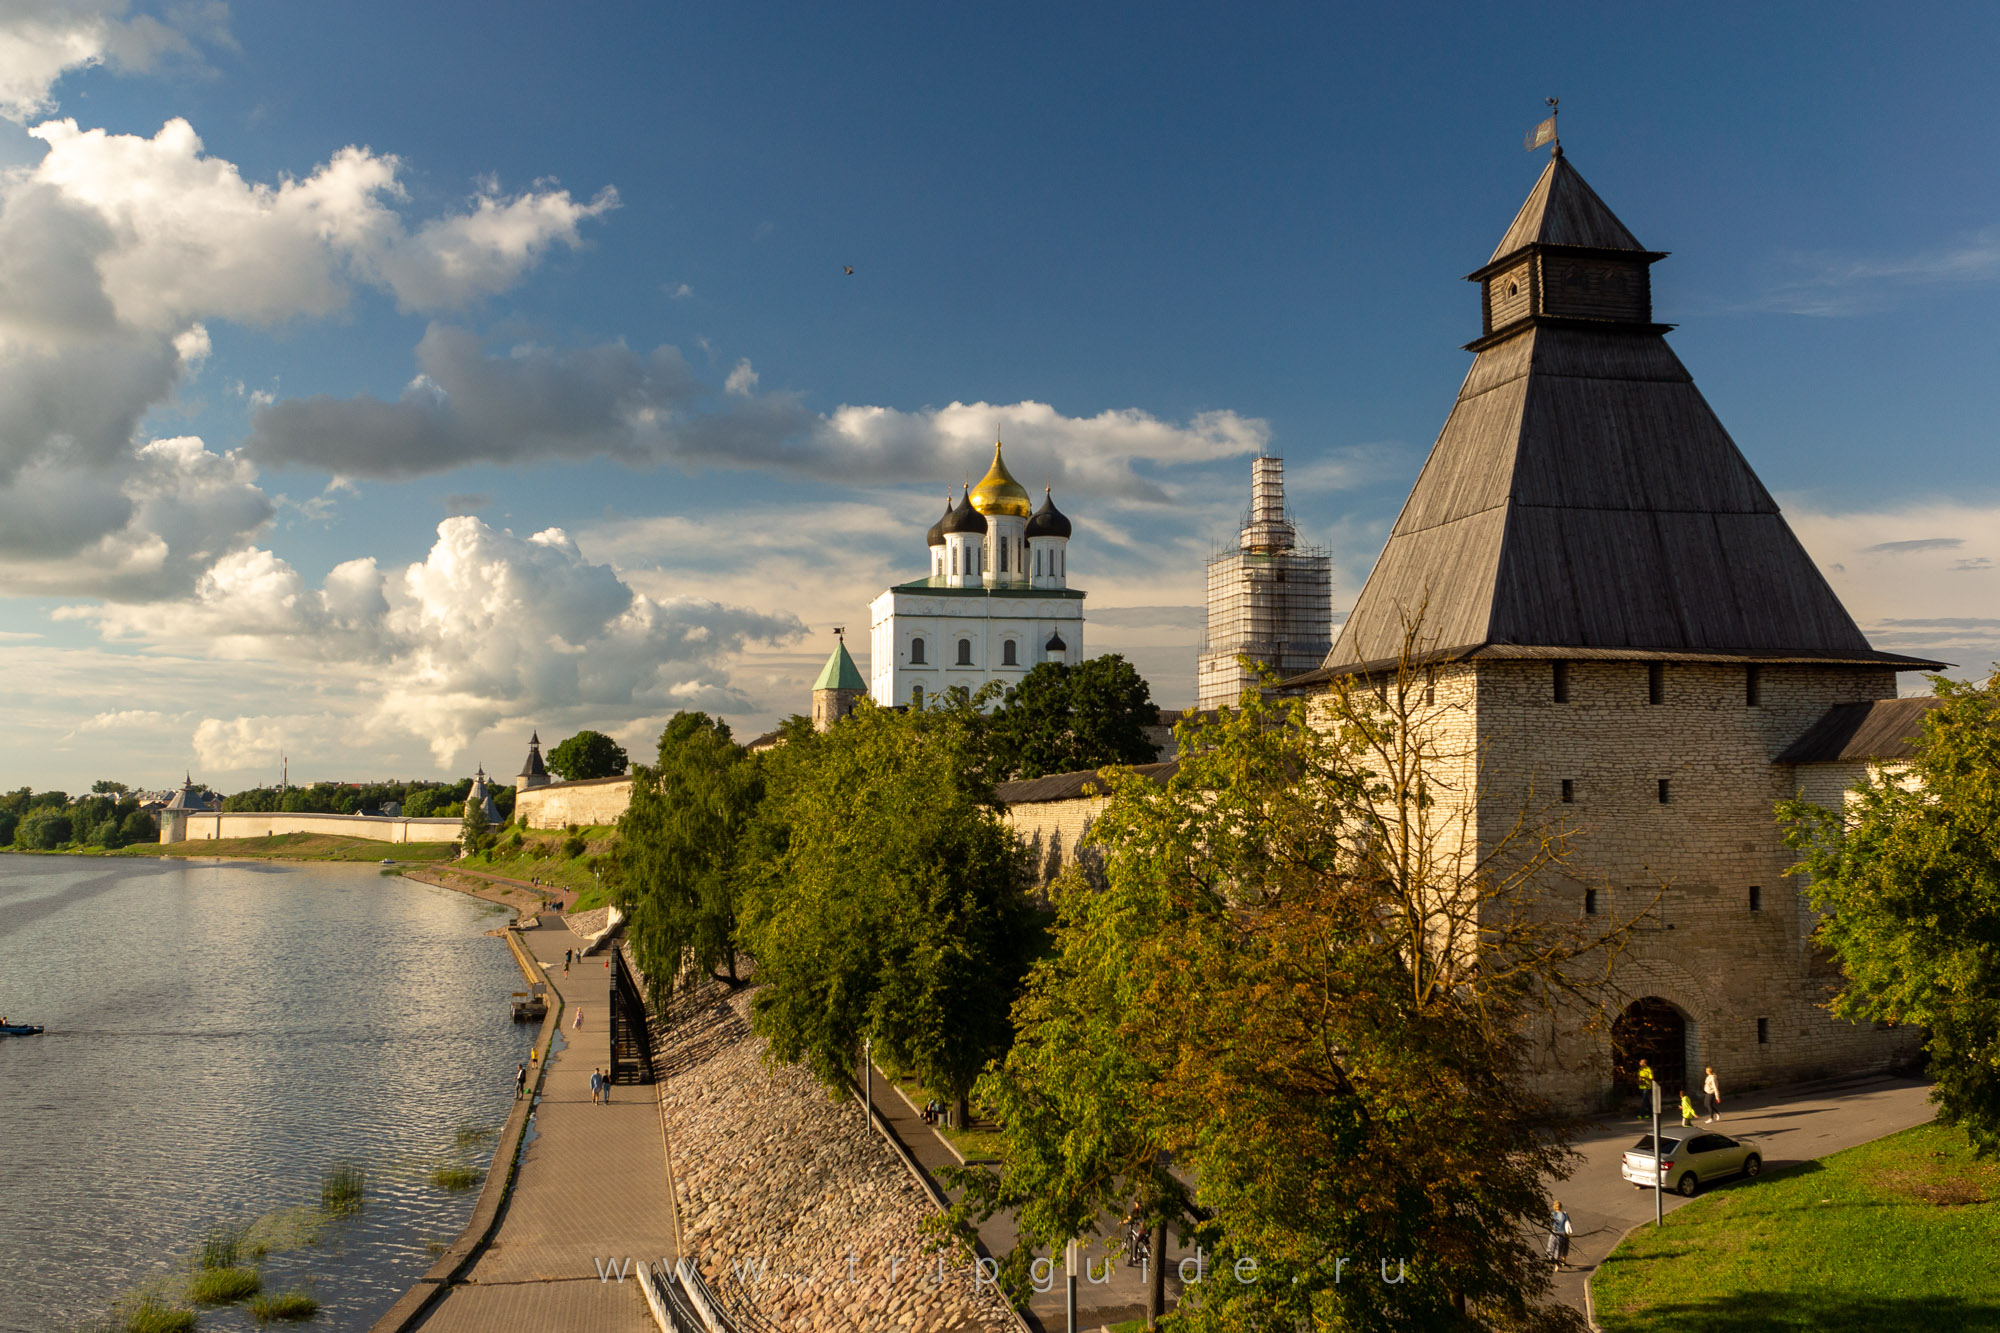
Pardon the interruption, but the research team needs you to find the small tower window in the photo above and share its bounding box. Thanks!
[910,637,926,665]
[1036,549,1042,576]
[999,541,1008,573]
[1584,888,1598,916]
[1552,661,1570,703]
[1002,640,1018,666]
[1749,885,1762,912]
[957,638,973,666]
[911,685,923,709]
[1746,664,1762,707]
[1757,1018,1770,1045]
[1561,779,1574,804]
[1648,662,1665,706]
[1657,778,1671,804]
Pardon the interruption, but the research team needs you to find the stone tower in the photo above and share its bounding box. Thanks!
[1196,455,1333,709]
[1307,144,1941,1111]
[515,730,551,794]
[811,633,867,731]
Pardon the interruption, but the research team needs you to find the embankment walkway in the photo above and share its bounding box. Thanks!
[414,915,678,1332]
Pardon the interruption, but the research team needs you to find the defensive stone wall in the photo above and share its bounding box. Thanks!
[1002,793,1112,888]
[160,810,462,844]
[514,776,634,829]
[1467,659,1919,1109]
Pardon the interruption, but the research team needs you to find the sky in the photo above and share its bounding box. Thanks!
[3,1,1998,794]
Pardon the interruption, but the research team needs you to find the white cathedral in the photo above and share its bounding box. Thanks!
[868,443,1084,708]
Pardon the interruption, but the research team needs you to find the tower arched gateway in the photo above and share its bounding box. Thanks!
[1612,998,1689,1102]
[1294,142,1939,1112]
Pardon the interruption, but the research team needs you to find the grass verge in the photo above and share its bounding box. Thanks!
[112,832,457,862]
[110,1293,197,1333]
[459,824,619,906]
[1592,1121,2000,1332]
[186,1266,262,1304]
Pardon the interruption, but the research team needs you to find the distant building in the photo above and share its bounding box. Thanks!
[811,634,866,731]
[465,766,501,824]
[869,442,1084,710]
[1196,456,1333,710]
[1288,143,1943,1110]
[515,731,551,793]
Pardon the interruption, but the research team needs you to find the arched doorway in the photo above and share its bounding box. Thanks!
[1612,997,1688,1101]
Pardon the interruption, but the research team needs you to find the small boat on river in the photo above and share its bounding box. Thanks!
[0,1023,44,1036]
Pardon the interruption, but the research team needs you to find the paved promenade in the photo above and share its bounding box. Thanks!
[1555,1072,1935,1316]
[416,915,679,1333]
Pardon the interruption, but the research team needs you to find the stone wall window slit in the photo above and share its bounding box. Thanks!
[1552,660,1570,703]
[1648,661,1665,705]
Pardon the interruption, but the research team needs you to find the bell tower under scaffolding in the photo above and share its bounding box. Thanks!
[1196,455,1333,710]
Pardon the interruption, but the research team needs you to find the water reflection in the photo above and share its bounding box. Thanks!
[0,857,533,1331]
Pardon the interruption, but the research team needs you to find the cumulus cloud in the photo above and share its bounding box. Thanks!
[0,114,613,596]
[0,0,229,123]
[67,515,807,762]
[247,326,1269,500]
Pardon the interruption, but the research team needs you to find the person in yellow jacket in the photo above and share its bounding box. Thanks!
[1680,1091,1697,1127]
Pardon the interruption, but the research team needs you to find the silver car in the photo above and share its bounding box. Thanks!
[1619,1129,1762,1197]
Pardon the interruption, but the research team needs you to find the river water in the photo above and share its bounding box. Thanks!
[0,856,535,1332]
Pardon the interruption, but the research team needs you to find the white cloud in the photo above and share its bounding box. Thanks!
[79,706,166,730]
[0,1,227,124]
[67,515,806,763]
[0,115,614,597]
[1755,227,2000,316]
[247,326,1270,500]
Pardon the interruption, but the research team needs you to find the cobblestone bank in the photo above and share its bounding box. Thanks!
[642,963,1014,1332]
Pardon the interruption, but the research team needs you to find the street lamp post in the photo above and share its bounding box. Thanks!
[1065,1239,1078,1333]
[863,1037,873,1130]
[1652,1081,1664,1227]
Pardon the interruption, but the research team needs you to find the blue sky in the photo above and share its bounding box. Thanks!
[3,1,1997,792]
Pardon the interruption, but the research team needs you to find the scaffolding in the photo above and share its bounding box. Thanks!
[1197,457,1334,710]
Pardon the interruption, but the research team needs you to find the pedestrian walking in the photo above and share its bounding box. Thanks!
[1679,1090,1697,1127]
[601,1067,612,1103]
[514,1062,527,1100]
[1547,1202,1572,1270]
[574,1007,584,1030]
[589,1069,601,1105]
[1636,1058,1656,1118]
[1703,1066,1723,1121]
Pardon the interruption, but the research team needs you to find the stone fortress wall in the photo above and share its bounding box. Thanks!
[160,810,462,844]
[514,776,635,830]
[1466,658,1920,1109]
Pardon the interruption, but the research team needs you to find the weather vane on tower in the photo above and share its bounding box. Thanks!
[1525,96,1560,155]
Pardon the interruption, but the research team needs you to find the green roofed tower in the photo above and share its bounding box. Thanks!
[812,631,867,731]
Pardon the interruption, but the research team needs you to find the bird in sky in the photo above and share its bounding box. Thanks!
[843,265,854,275]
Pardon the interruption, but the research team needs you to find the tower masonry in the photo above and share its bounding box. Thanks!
[1294,144,1943,1111]
[1196,455,1333,710]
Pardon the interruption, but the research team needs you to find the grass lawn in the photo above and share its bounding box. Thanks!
[460,825,619,908]
[1593,1121,2000,1332]
[104,833,458,862]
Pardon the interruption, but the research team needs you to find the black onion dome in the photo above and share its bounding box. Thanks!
[926,496,951,547]
[941,486,988,535]
[1025,488,1072,539]
[1045,630,1068,653]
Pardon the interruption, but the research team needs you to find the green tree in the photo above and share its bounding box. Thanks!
[956,648,1618,1330]
[460,798,492,855]
[120,809,159,843]
[986,654,1159,780]
[16,809,73,849]
[616,712,760,989]
[546,730,629,781]
[91,779,130,795]
[739,698,1036,1124]
[1781,672,2000,1157]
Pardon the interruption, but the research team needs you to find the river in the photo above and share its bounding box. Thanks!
[0,856,535,1332]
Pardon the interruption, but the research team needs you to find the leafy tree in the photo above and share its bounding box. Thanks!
[91,779,130,795]
[1781,672,2000,1157]
[955,643,1620,1330]
[461,798,492,855]
[739,697,1037,1125]
[986,654,1158,779]
[120,810,159,844]
[617,712,761,989]
[16,809,73,849]
[547,730,629,781]
[0,811,16,846]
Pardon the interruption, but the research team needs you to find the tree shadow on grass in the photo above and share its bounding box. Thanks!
[1601,1292,2000,1333]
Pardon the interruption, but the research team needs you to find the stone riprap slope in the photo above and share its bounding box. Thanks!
[649,974,1014,1332]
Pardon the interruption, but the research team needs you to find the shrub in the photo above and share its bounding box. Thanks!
[120,810,159,843]
[195,1223,246,1270]
[428,1164,483,1190]
[90,822,122,849]
[186,1267,261,1304]
[562,835,586,859]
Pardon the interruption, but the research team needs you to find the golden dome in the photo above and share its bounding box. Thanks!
[968,442,1032,517]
